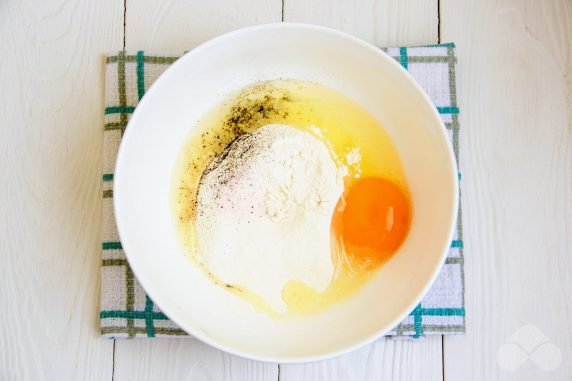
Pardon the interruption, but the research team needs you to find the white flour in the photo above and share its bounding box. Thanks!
[346,147,362,178]
[195,124,343,313]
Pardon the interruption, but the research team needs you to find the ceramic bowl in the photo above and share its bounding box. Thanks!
[114,23,458,363]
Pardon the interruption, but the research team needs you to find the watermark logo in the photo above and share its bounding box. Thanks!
[496,325,562,371]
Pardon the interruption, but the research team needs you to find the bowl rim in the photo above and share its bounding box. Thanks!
[114,22,459,363]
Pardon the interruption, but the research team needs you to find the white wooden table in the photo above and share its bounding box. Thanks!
[1,0,571,380]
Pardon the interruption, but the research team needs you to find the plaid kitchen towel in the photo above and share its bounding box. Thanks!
[100,44,465,338]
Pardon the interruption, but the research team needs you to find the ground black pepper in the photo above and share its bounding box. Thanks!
[222,83,292,135]
[177,82,294,223]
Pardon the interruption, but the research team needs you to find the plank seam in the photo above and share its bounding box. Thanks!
[441,335,445,381]
[437,0,441,43]
[123,0,127,48]
[112,339,116,381]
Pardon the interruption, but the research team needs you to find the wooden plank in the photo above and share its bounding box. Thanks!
[280,336,443,381]
[115,1,281,379]
[441,0,572,379]
[281,1,442,380]
[115,339,278,380]
[0,0,123,380]
[283,0,437,47]
[126,0,282,51]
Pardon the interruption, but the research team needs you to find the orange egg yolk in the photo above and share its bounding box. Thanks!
[337,177,411,266]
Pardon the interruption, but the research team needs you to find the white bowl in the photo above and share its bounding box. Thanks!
[114,23,458,363]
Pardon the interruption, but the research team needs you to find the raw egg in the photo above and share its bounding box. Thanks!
[337,177,411,268]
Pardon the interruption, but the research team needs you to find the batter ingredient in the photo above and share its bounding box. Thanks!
[335,177,411,268]
[195,124,343,313]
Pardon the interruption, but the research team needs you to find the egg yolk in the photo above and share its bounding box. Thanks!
[339,177,410,266]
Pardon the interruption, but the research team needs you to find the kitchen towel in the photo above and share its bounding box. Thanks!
[100,44,465,338]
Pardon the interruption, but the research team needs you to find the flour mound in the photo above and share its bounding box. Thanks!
[195,124,343,313]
